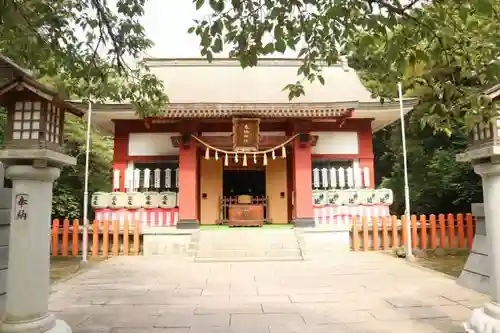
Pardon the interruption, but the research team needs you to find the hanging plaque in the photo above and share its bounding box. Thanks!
[233,118,260,152]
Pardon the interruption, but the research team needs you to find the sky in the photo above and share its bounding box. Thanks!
[141,0,206,58]
[139,0,298,59]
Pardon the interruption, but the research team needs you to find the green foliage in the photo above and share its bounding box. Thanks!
[374,117,483,214]
[190,0,500,131]
[52,116,113,219]
[0,0,167,117]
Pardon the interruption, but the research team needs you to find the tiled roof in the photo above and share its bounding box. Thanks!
[163,103,353,118]
[144,58,378,104]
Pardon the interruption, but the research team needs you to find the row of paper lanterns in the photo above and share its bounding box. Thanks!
[91,188,393,210]
[312,189,393,206]
[92,191,178,209]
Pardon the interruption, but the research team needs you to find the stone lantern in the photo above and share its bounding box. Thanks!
[0,75,82,333]
[457,115,500,332]
[0,75,82,166]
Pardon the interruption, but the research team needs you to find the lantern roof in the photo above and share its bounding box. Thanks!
[0,76,83,117]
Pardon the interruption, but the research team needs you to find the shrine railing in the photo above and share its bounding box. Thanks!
[113,167,179,192]
[312,166,371,189]
[219,196,268,224]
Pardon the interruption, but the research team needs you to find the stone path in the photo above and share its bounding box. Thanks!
[50,252,487,332]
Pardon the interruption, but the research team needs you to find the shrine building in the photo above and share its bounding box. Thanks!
[87,58,415,229]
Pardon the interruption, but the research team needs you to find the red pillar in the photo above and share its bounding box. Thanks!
[113,122,129,192]
[358,125,375,189]
[177,141,199,229]
[292,136,314,227]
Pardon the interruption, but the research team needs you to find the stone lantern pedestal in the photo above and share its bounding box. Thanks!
[457,118,500,332]
[0,76,83,332]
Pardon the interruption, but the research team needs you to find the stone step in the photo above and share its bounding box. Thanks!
[196,248,302,258]
[194,256,303,262]
[194,229,303,261]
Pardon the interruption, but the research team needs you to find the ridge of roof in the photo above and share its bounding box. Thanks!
[0,54,34,78]
[143,57,349,69]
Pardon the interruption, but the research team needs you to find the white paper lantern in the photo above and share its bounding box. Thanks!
[91,192,111,208]
[159,191,177,208]
[109,192,127,208]
[143,192,161,208]
[312,189,327,206]
[125,192,145,209]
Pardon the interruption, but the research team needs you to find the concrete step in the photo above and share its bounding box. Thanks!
[194,229,302,262]
[194,256,302,262]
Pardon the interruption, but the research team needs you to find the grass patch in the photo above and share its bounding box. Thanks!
[416,249,469,278]
[50,256,105,282]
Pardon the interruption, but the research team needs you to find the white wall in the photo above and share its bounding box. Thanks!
[311,131,359,155]
[128,133,180,156]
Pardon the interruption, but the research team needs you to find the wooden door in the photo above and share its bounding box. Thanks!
[200,158,222,224]
[266,159,288,224]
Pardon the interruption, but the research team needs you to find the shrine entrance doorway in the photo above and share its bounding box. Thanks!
[221,169,267,226]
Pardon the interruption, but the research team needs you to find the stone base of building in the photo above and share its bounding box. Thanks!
[293,217,315,228]
[295,227,350,260]
[176,219,200,229]
[143,227,198,256]
[464,305,500,333]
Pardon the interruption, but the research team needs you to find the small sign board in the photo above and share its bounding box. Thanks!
[233,118,260,152]
[14,193,29,221]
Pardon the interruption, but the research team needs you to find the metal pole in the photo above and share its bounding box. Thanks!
[398,82,414,260]
[81,99,92,263]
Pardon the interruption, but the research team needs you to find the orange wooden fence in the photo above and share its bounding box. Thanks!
[51,213,475,256]
[351,213,475,251]
[51,219,142,257]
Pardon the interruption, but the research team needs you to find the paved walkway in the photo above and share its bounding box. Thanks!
[50,253,486,333]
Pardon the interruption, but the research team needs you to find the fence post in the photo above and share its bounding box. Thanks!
[401,215,407,247]
[391,215,398,248]
[411,215,418,249]
[439,214,446,248]
[457,213,465,248]
[382,217,389,250]
[102,220,109,258]
[420,215,427,249]
[362,216,369,251]
[466,213,474,248]
[123,219,130,256]
[352,216,359,251]
[430,214,437,249]
[92,221,99,257]
[133,219,140,255]
[72,219,79,256]
[62,219,69,256]
[51,219,59,256]
[113,220,119,256]
[447,214,455,248]
[372,217,379,251]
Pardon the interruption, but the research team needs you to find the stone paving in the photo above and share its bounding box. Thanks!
[49,252,487,333]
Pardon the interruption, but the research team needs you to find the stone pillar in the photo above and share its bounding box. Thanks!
[0,165,71,333]
[292,136,314,227]
[464,162,500,332]
[177,141,199,229]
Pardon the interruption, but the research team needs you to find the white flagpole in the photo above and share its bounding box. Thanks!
[398,82,414,260]
[81,98,92,263]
